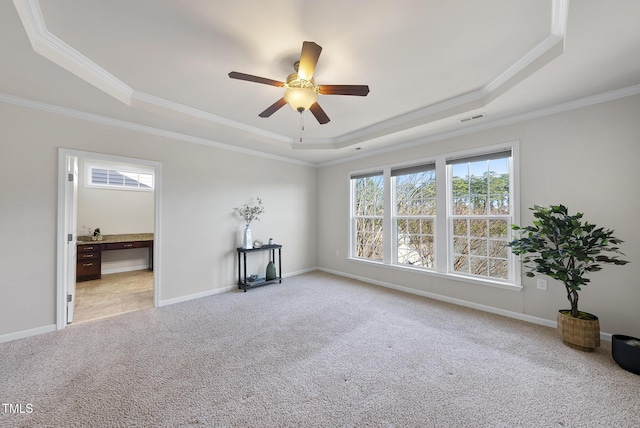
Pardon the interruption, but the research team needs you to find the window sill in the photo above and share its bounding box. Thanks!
[346,257,522,291]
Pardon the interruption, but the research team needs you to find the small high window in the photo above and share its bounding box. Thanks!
[85,162,154,191]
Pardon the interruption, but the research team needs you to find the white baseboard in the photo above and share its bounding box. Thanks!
[158,285,235,307]
[283,267,318,278]
[101,265,150,275]
[316,267,614,342]
[0,324,56,344]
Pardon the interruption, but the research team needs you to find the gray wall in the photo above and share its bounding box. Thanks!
[0,102,317,337]
[1,93,639,341]
[317,94,640,338]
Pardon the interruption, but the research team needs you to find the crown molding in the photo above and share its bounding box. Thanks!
[130,91,292,144]
[3,82,638,168]
[0,93,314,167]
[12,0,133,104]
[318,83,640,167]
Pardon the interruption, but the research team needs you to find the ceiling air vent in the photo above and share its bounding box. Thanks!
[459,113,486,123]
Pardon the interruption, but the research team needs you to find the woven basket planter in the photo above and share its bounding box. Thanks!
[557,310,600,352]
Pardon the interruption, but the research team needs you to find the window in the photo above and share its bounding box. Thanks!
[85,162,154,191]
[351,172,384,261]
[448,151,511,280]
[392,164,436,268]
[349,145,517,286]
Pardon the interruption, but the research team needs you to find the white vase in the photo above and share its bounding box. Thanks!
[243,225,253,249]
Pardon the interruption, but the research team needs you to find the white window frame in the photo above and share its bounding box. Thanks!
[348,142,520,290]
[350,171,385,262]
[85,161,155,192]
[391,163,437,269]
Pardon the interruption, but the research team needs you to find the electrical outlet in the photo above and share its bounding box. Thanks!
[335,249,340,256]
[537,278,547,290]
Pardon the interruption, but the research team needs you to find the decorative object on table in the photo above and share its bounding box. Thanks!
[612,335,640,375]
[234,197,265,249]
[269,238,274,245]
[253,240,263,248]
[509,204,629,352]
[266,257,277,281]
[90,227,102,241]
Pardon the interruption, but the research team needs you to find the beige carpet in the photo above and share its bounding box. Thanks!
[1,271,638,427]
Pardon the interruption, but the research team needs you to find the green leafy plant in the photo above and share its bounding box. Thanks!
[509,204,629,318]
[234,197,265,226]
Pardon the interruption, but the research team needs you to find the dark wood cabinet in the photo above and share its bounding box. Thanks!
[76,238,153,282]
[77,243,101,281]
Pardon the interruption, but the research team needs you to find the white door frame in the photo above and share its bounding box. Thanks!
[56,148,162,330]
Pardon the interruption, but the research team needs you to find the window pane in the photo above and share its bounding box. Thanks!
[353,174,383,261]
[489,219,508,239]
[453,237,468,255]
[396,219,435,268]
[469,219,488,237]
[489,258,508,279]
[107,170,124,185]
[91,168,108,184]
[489,239,508,259]
[138,173,154,188]
[393,166,436,269]
[453,254,469,273]
[470,256,488,276]
[453,219,468,236]
[124,173,139,187]
[354,175,383,216]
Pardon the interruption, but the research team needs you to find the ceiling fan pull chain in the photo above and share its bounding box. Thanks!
[299,111,304,143]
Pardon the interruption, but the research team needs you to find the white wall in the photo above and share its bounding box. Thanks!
[77,158,155,236]
[317,94,640,338]
[0,102,317,337]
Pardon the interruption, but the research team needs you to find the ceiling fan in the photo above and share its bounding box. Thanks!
[228,41,369,125]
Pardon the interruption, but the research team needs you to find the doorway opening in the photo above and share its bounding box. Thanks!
[56,149,162,329]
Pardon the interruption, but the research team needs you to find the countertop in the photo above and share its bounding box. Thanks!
[77,233,154,244]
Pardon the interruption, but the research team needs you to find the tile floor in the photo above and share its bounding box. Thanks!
[72,270,154,323]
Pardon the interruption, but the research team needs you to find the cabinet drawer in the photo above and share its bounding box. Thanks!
[78,252,99,260]
[104,241,150,250]
[78,244,101,253]
[76,260,100,279]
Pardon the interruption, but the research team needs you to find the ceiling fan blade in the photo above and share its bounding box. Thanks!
[297,41,322,81]
[309,102,330,124]
[229,71,284,87]
[259,98,287,118]
[319,85,370,96]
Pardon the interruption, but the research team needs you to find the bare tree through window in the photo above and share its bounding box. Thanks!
[451,156,510,279]
[394,166,436,268]
[353,174,384,261]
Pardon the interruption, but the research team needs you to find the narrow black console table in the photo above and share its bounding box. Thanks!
[237,244,282,292]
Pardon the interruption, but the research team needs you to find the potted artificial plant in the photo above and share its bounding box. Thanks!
[509,205,629,351]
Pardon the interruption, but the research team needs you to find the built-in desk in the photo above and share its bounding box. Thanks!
[76,234,153,282]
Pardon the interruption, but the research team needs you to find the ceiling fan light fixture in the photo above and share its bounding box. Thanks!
[284,87,318,112]
[284,74,318,112]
